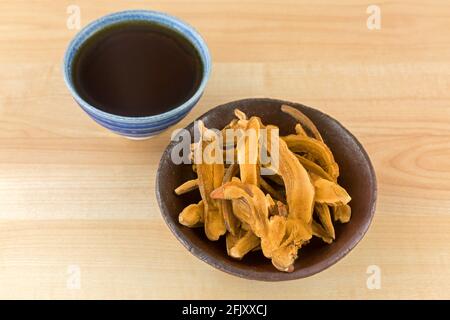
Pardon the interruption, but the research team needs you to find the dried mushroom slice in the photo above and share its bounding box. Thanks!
[265,194,279,217]
[179,201,204,227]
[236,116,260,185]
[222,201,240,235]
[226,230,239,255]
[259,176,284,202]
[195,122,226,241]
[281,104,323,142]
[271,220,312,272]
[225,227,259,259]
[276,201,288,218]
[174,179,199,195]
[211,181,266,235]
[271,135,315,224]
[223,163,239,182]
[262,170,284,186]
[333,204,351,223]
[311,220,333,244]
[222,123,238,150]
[282,134,339,180]
[221,164,240,235]
[197,162,226,240]
[210,180,285,258]
[295,123,308,136]
[295,154,333,181]
[210,180,311,273]
[279,219,312,248]
[262,126,316,271]
[228,230,260,259]
[213,159,226,235]
[231,197,252,226]
[213,163,224,189]
[312,176,351,206]
[315,203,335,239]
[264,215,287,257]
[234,108,247,121]
[265,193,276,209]
[271,243,297,272]
[240,221,252,231]
[222,118,238,131]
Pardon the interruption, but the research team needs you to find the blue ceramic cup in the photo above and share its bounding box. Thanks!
[63,10,211,139]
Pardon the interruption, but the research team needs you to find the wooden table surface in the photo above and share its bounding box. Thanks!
[0,0,449,299]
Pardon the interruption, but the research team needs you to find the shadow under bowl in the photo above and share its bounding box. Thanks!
[156,98,377,281]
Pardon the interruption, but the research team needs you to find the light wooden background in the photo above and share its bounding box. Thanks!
[0,0,449,299]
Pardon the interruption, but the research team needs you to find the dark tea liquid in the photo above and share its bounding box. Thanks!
[72,21,203,117]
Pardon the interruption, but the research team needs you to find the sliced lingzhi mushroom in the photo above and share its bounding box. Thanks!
[271,133,315,224]
[312,175,351,206]
[281,104,323,142]
[227,229,260,259]
[312,220,333,244]
[315,203,335,239]
[295,154,333,181]
[210,180,286,259]
[333,204,351,223]
[259,176,284,202]
[195,121,226,241]
[174,179,199,195]
[221,164,240,235]
[282,134,339,180]
[236,116,260,185]
[179,200,204,227]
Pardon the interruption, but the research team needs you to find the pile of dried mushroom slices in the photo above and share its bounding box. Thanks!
[174,105,351,272]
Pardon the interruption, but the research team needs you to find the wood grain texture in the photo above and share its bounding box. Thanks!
[0,0,449,299]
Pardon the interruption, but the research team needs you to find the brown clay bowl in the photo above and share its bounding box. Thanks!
[156,98,377,281]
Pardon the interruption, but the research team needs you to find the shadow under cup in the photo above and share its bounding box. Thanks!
[63,10,211,139]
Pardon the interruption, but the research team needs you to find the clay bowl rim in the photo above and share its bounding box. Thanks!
[156,98,377,281]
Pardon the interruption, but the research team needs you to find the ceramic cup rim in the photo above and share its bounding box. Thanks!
[62,9,211,124]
